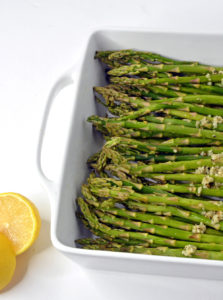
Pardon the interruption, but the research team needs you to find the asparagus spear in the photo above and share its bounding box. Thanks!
[118,157,223,174]
[124,153,204,163]
[142,115,222,132]
[98,207,196,231]
[89,117,223,140]
[164,109,212,122]
[96,211,223,244]
[168,85,218,95]
[77,197,223,251]
[110,74,223,87]
[101,137,223,156]
[152,183,223,198]
[126,201,221,230]
[95,86,223,109]
[107,50,199,65]
[95,86,223,116]
[147,85,186,97]
[160,137,222,146]
[108,63,220,76]
[109,84,169,99]
[83,244,223,261]
[186,83,223,95]
[76,238,157,248]
[90,186,223,211]
[162,95,223,106]
[146,173,223,184]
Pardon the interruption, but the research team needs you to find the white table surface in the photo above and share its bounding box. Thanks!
[1,0,223,299]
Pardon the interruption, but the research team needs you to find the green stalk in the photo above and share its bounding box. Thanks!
[163,95,223,106]
[147,173,223,184]
[162,100,223,117]
[122,157,223,174]
[83,244,223,261]
[89,117,223,140]
[108,84,165,99]
[169,85,215,95]
[107,50,199,65]
[97,211,223,244]
[94,86,223,117]
[98,207,194,231]
[90,186,223,211]
[124,153,204,163]
[76,238,159,248]
[148,85,186,97]
[143,115,223,132]
[77,197,223,251]
[186,83,223,95]
[110,74,223,87]
[127,201,221,230]
[153,183,223,198]
[103,137,223,155]
[160,137,222,146]
[108,63,220,76]
[165,109,212,122]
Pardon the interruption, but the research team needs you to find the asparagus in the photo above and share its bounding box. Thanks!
[97,207,194,231]
[96,211,223,244]
[118,157,223,174]
[113,84,209,99]
[168,85,217,95]
[90,186,223,211]
[108,63,221,77]
[77,197,223,251]
[89,150,205,164]
[95,50,141,67]
[77,49,223,261]
[146,173,223,184]
[76,237,156,248]
[205,228,223,236]
[109,84,169,99]
[107,50,199,65]
[147,85,186,97]
[126,201,221,230]
[124,153,205,163]
[164,109,212,122]
[110,74,223,86]
[163,101,223,117]
[89,117,223,140]
[101,137,223,156]
[84,244,223,261]
[95,86,223,117]
[152,183,223,198]
[95,86,223,110]
[162,95,223,106]
[186,83,223,95]
[160,137,222,146]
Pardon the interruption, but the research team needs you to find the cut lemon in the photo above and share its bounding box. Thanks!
[0,193,41,255]
[0,233,16,290]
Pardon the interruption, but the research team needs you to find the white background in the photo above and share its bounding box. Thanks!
[1,0,223,299]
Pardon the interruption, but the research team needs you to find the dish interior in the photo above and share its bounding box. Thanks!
[54,30,223,249]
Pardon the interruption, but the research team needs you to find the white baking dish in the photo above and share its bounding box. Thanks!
[37,29,223,280]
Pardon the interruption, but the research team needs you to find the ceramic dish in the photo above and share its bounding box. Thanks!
[37,29,223,279]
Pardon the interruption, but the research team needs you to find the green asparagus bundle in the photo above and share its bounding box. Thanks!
[76,49,223,261]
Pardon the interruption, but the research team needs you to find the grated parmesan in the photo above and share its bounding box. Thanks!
[201,175,214,188]
[196,186,202,196]
[213,116,223,129]
[192,222,206,234]
[211,152,223,162]
[182,245,197,257]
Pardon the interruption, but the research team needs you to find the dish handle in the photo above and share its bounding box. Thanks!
[36,69,75,197]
